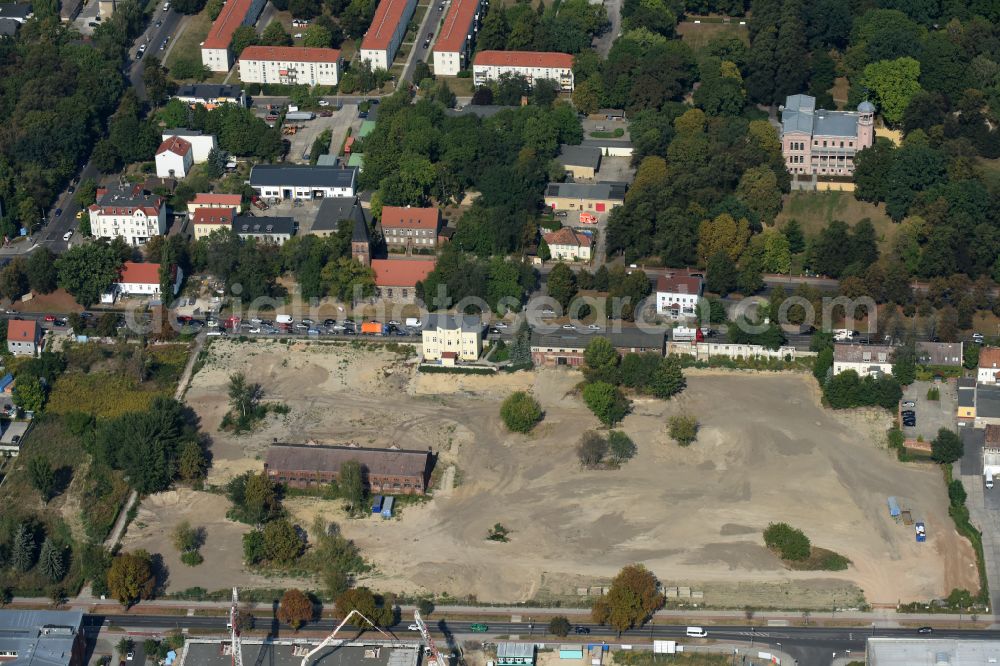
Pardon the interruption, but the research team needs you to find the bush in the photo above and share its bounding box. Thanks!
[582,381,629,426]
[548,615,571,636]
[180,551,204,566]
[927,386,941,401]
[667,415,698,446]
[500,391,543,433]
[577,430,608,466]
[607,431,637,464]
[763,522,811,561]
[931,428,963,464]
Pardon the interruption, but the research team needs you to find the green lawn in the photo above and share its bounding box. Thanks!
[676,21,749,51]
[165,8,213,73]
[776,191,897,253]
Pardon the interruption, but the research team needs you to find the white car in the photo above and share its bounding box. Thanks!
[494,322,508,329]
[561,324,574,330]
[294,32,302,38]
[408,624,420,631]
[318,100,330,106]
[62,230,73,241]
[587,324,601,330]
[249,327,262,334]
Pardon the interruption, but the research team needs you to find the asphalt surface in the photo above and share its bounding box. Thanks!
[83,615,999,666]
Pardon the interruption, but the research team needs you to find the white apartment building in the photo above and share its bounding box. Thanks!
[359,0,417,71]
[161,129,217,163]
[155,136,193,178]
[249,165,358,200]
[832,344,895,377]
[431,0,483,76]
[238,46,342,86]
[200,0,266,72]
[655,271,703,318]
[421,314,483,362]
[542,227,591,261]
[473,50,575,91]
[87,184,168,246]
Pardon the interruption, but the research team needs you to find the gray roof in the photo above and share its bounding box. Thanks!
[183,640,421,666]
[266,444,431,478]
[316,154,338,166]
[781,93,863,138]
[545,181,626,201]
[557,144,601,170]
[858,100,875,113]
[314,196,366,232]
[162,128,206,138]
[96,183,161,209]
[833,343,894,364]
[0,17,17,34]
[531,329,665,351]
[960,427,984,476]
[0,3,31,20]
[249,165,358,189]
[173,83,244,101]
[233,215,295,236]
[497,643,535,660]
[0,609,83,666]
[426,314,482,333]
[958,377,976,408]
[978,383,1000,419]
[916,341,963,367]
[866,637,1000,665]
[580,138,632,149]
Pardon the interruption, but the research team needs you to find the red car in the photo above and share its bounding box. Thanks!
[44,314,56,322]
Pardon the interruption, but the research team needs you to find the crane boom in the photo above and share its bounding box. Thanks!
[413,611,444,666]
[299,609,394,666]
[230,588,244,666]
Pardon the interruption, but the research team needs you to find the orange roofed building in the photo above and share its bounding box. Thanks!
[473,50,575,91]
[238,46,343,87]
[380,206,441,251]
[102,261,183,304]
[359,0,417,70]
[431,0,486,75]
[7,319,41,356]
[187,193,242,215]
[371,259,435,303]
[201,0,267,72]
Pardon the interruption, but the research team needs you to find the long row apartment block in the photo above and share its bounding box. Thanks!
[201,0,266,72]
[359,0,417,71]
[238,46,343,86]
[473,50,575,91]
[431,0,486,75]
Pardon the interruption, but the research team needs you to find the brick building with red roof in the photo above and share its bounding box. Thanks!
[380,206,441,252]
[371,259,436,303]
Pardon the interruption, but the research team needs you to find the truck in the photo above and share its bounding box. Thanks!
[579,212,598,224]
[371,495,383,514]
[251,195,269,211]
[344,136,356,155]
[915,522,927,542]
[276,314,293,324]
[832,328,857,341]
[672,327,705,342]
[285,111,315,121]
[361,321,387,335]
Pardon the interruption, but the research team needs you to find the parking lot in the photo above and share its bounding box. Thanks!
[254,103,360,164]
[244,197,321,229]
[900,379,957,442]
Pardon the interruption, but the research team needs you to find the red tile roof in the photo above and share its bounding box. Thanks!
[192,207,236,225]
[203,0,256,49]
[656,274,702,295]
[240,45,343,63]
[433,0,478,53]
[7,319,37,343]
[361,0,413,52]
[543,227,591,247]
[156,136,192,157]
[191,193,242,207]
[372,259,436,287]
[474,50,574,69]
[980,347,1000,370]
[381,206,439,231]
[119,261,161,285]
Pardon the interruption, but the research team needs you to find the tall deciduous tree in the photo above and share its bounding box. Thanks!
[860,57,922,127]
[278,589,314,629]
[592,564,663,633]
[107,550,156,607]
[28,456,56,502]
[339,460,366,516]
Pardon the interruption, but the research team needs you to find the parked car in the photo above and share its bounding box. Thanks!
[494,322,508,329]
[561,324,574,330]
[554,211,568,217]
[470,624,488,633]
[318,100,330,106]
[901,410,916,417]
[54,208,62,217]
[63,230,73,241]
[917,627,933,634]
[902,401,916,408]
[408,624,420,631]
[587,324,601,330]
[44,314,56,322]
[974,333,985,344]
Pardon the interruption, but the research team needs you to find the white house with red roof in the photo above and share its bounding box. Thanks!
[359,0,417,70]
[187,193,242,214]
[7,319,41,356]
[155,136,193,178]
[543,227,591,261]
[473,50,575,91]
[102,261,183,303]
[88,184,168,246]
[238,46,343,86]
[161,129,217,163]
[655,269,703,319]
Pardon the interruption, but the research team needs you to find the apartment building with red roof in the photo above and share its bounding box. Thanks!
[155,136,193,179]
[371,258,436,302]
[238,46,343,86]
[655,269,703,319]
[192,207,237,240]
[201,0,267,72]
[473,50,575,91]
[359,0,417,70]
[187,193,243,214]
[88,184,168,247]
[431,0,485,75]
[380,206,441,251]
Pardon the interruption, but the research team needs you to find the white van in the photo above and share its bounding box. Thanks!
[685,627,708,638]
[987,475,994,490]
[63,230,73,242]
[405,317,422,328]
[276,314,293,324]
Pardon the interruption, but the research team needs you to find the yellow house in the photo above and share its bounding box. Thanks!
[958,378,975,421]
[192,207,235,240]
[421,314,483,362]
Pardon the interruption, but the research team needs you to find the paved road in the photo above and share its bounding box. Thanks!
[592,0,621,57]
[401,0,443,85]
[82,615,995,666]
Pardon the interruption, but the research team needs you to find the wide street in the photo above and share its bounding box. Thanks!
[80,613,1000,666]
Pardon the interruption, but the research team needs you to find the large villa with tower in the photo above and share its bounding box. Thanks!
[780,94,874,177]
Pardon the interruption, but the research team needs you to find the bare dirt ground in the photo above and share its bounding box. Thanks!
[151,340,977,607]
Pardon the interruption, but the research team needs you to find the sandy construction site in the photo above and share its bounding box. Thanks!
[157,339,978,608]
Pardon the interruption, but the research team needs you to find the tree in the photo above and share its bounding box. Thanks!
[227,471,280,525]
[537,238,551,261]
[0,260,29,301]
[592,564,662,633]
[262,519,304,564]
[260,21,293,46]
[26,248,57,294]
[38,537,65,582]
[667,415,698,446]
[783,220,804,254]
[736,166,782,223]
[55,243,122,307]
[891,345,917,386]
[13,375,46,413]
[860,57,922,126]
[336,587,392,626]
[546,262,577,309]
[107,550,156,607]
[177,441,207,482]
[647,357,685,399]
[577,431,608,466]
[277,589,314,630]
[340,460,366,515]
[584,337,619,382]
[549,615,571,636]
[705,251,737,296]
[227,372,261,418]
[10,524,36,572]
[763,522,810,561]
[931,428,963,464]
[172,521,201,554]
[28,456,56,502]
[582,381,629,426]
[697,213,750,264]
[500,391,543,433]
[607,431,637,464]
[303,23,334,48]
[230,26,258,56]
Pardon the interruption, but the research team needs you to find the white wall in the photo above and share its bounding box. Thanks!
[155,150,191,178]
[238,57,341,86]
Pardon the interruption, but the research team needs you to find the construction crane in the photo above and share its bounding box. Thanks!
[299,609,395,666]
[230,587,244,666]
[413,610,445,666]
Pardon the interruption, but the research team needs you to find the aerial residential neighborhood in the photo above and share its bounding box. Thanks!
[4,0,1000,662]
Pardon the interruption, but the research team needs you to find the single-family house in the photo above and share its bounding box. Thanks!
[371,258,435,302]
[161,129,217,163]
[421,314,483,362]
[978,347,1000,384]
[155,136,193,178]
[7,319,41,356]
[104,261,182,301]
[192,207,236,240]
[655,269,703,318]
[832,343,894,377]
[187,193,242,214]
[542,227,591,261]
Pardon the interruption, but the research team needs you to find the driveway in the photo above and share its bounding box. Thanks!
[592,0,621,57]
[900,380,957,444]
